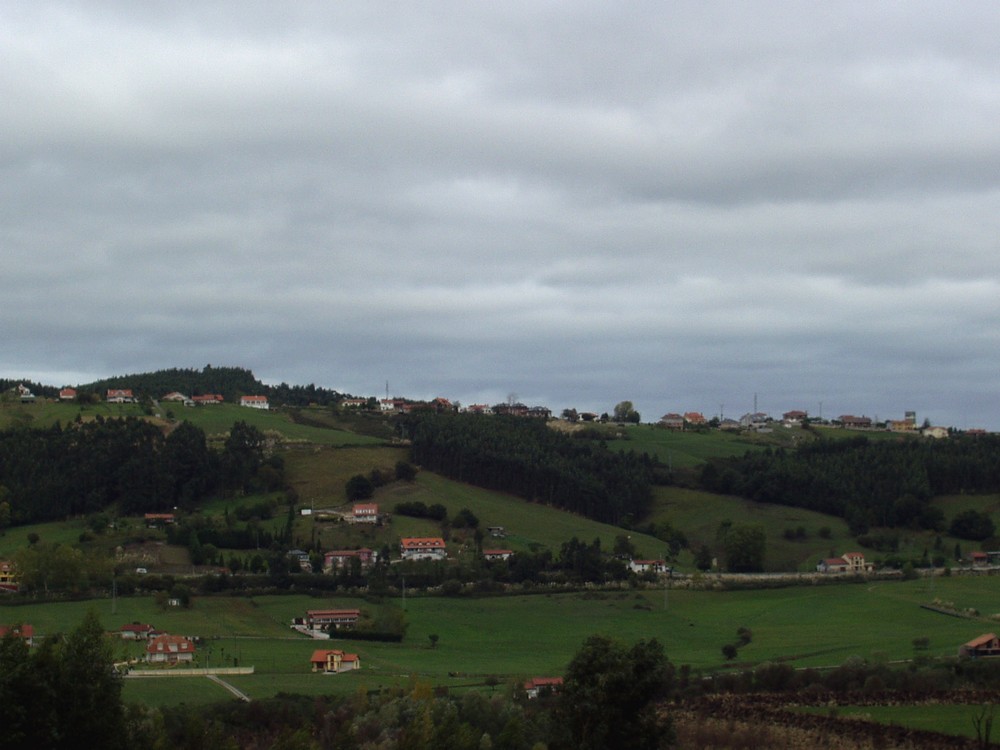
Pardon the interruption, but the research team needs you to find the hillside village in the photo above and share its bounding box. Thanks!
[4,371,1000,748]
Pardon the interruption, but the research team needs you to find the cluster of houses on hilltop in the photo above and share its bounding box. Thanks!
[658,409,959,437]
[339,396,553,419]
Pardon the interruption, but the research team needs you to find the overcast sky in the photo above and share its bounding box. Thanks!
[3,2,1000,428]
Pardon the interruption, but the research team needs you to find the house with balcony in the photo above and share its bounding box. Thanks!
[400,537,447,561]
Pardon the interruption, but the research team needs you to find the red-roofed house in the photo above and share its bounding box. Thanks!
[145,634,196,664]
[400,537,447,561]
[192,394,224,405]
[684,412,707,426]
[0,624,34,646]
[59,388,77,401]
[352,503,378,524]
[145,513,176,528]
[818,552,872,573]
[310,649,360,673]
[842,551,873,573]
[960,633,1000,658]
[970,551,990,568]
[107,389,136,403]
[524,677,563,699]
[240,395,269,410]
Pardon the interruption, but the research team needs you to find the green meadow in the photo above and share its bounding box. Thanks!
[3,574,998,708]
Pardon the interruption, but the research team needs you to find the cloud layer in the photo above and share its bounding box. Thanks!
[3,2,1000,427]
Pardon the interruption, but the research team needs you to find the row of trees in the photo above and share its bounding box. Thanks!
[700,435,1000,533]
[0,418,276,525]
[402,413,655,525]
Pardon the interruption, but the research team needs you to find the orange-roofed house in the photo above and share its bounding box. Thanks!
[59,388,77,401]
[305,609,361,630]
[145,513,176,528]
[524,677,563,699]
[400,537,447,561]
[310,649,360,673]
[960,633,1000,658]
[107,389,136,403]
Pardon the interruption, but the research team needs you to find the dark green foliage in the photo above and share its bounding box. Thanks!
[0,418,218,524]
[949,509,996,541]
[394,501,447,521]
[345,474,375,501]
[694,543,713,571]
[403,413,654,525]
[700,434,1000,532]
[0,611,126,750]
[395,460,417,481]
[722,524,766,573]
[79,365,340,407]
[451,507,479,529]
[221,420,269,494]
[556,635,673,750]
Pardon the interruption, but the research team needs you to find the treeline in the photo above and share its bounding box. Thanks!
[82,365,264,402]
[77,365,341,407]
[0,418,277,525]
[700,434,1000,533]
[402,413,654,525]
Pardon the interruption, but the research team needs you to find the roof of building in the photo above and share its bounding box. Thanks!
[401,537,447,549]
[965,633,999,649]
[146,634,196,653]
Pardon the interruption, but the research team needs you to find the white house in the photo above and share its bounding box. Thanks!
[352,503,378,524]
[240,395,269,409]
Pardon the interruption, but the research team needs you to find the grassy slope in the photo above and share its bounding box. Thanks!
[0,400,384,447]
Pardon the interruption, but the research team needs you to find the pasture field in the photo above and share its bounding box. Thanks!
[604,423,776,468]
[0,399,384,447]
[165,403,385,447]
[0,400,147,429]
[6,574,1000,709]
[796,703,988,741]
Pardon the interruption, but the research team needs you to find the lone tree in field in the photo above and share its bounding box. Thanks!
[612,401,641,424]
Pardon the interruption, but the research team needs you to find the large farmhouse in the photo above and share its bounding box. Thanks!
[400,537,447,561]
